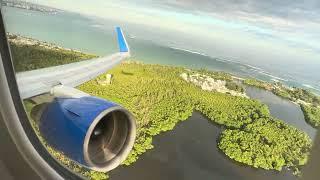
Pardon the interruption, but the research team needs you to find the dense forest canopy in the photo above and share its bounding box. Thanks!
[79,62,311,176]
[14,35,312,179]
[301,105,320,128]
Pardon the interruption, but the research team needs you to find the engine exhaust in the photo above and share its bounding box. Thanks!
[30,96,136,172]
[83,107,136,171]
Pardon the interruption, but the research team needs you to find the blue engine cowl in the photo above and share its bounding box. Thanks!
[36,96,136,172]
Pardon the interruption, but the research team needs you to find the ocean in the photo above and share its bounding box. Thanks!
[2,6,320,94]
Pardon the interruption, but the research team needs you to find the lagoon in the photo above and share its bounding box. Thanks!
[109,85,316,179]
[110,112,296,180]
[245,86,316,139]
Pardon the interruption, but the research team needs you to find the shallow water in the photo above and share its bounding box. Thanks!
[110,112,296,180]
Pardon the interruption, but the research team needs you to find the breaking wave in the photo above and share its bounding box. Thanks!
[169,46,208,57]
[302,84,320,91]
[258,71,288,81]
[91,24,103,28]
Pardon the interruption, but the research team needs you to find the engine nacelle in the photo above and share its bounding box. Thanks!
[32,96,136,172]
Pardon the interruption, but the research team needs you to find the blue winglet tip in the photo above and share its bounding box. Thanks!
[116,27,129,53]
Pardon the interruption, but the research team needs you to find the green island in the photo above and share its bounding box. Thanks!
[11,35,312,179]
[301,105,320,128]
[244,78,320,128]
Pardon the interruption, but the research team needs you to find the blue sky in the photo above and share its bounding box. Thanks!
[27,0,320,66]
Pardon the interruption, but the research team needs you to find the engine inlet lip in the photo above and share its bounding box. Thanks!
[83,106,136,172]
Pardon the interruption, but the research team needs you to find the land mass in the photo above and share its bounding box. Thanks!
[11,34,313,179]
[2,0,60,14]
[7,33,97,72]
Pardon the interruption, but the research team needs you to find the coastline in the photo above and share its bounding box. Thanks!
[110,111,297,180]
[2,0,60,14]
[7,33,92,55]
[79,61,311,177]
[8,33,98,72]
[242,78,320,129]
[14,34,314,179]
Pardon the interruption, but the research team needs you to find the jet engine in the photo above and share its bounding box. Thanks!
[31,87,136,172]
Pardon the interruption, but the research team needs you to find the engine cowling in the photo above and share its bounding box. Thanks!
[32,96,136,172]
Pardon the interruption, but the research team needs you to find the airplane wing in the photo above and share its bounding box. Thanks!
[16,27,130,99]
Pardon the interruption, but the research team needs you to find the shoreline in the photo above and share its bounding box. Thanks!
[2,1,60,14]
[8,33,98,72]
[7,33,92,55]
[9,33,318,106]
[14,34,314,179]
[242,78,320,129]
[80,61,311,177]
[110,111,296,180]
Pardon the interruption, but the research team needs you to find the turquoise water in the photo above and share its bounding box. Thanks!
[2,7,118,55]
[3,6,320,94]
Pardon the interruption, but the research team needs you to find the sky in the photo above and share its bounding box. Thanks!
[27,0,320,67]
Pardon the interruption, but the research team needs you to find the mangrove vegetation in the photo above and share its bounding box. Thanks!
[301,105,320,128]
[14,35,313,179]
[244,77,320,129]
[244,78,273,90]
[79,61,311,176]
[219,118,310,173]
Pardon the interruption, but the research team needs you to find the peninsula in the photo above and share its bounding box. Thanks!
[2,0,60,14]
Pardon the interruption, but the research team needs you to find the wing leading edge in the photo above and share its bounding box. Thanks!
[16,27,130,99]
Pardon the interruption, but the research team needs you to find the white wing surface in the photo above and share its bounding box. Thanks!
[16,27,130,99]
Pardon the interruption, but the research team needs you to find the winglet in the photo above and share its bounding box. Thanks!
[116,27,130,53]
